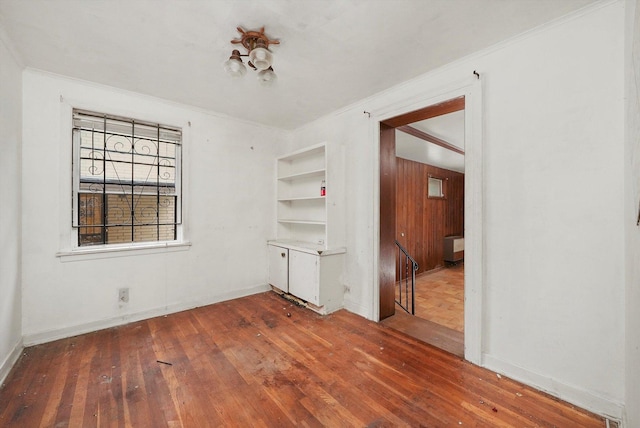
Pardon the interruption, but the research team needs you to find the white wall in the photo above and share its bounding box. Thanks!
[0,36,23,383]
[291,1,626,419]
[21,70,287,344]
[625,0,640,426]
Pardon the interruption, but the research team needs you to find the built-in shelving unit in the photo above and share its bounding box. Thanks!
[275,143,329,246]
[269,142,346,314]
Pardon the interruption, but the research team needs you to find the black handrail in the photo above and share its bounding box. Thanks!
[395,240,419,315]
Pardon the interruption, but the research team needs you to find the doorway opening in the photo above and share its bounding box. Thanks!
[378,96,466,357]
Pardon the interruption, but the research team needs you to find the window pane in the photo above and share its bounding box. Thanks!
[78,193,104,246]
[428,177,444,198]
[78,226,104,246]
[73,109,181,247]
[106,226,132,244]
[79,193,103,226]
[133,195,159,225]
[133,162,155,187]
[134,225,158,242]
[159,224,176,241]
[158,196,175,223]
[106,194,133,225]
[105,135,133,183]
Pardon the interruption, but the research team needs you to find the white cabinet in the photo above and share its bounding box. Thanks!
[288,250,318,303]
[268,244,289,292]
[267,242,345,314]
[269,142,346,314]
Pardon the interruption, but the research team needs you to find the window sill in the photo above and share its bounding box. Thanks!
[56,241,192,262]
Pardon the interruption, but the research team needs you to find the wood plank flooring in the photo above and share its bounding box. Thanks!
[414,264,464,333]
[380,310,464,358]
[0,292,604,427]
[390,264,464,356]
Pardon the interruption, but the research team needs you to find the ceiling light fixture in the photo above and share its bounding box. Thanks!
[224,27,279,85]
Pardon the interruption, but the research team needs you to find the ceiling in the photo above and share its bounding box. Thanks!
[412,112,465,151]
[0,0,598,130]
[397,111,465,173]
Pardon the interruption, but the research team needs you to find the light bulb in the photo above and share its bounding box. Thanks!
[257,67,277,86]
[249,47,272,71]
[224,50,246,77]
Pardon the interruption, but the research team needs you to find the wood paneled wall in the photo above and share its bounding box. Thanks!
[396,157,464,274]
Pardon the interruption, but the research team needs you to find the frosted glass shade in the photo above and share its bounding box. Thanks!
[249,47,272,71]
[257,68,277,86]
[224,57,246,77]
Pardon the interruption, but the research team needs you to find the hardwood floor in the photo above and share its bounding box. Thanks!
[0,292,604,427]
[390,264,464,356]
[414,263,464,333]
[380,310,464,357]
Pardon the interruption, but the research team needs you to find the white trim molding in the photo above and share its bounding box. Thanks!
[371,76,484,366]
[483,354,624,422]
[23,284,270,346]
[0,338,24,387]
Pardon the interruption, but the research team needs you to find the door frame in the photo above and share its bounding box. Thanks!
[371,78,484,364]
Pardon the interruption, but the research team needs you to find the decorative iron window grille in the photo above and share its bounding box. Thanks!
[72,109,182,247]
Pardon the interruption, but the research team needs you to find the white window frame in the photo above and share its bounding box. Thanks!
[57,104,190,260]
[428,176,445,198]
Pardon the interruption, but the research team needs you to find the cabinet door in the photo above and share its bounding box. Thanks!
[268,245,289,292]
[289,250,319,305]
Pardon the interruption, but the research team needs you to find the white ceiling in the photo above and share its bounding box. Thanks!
[397,111,466,173]
[412,111,465,151]
[0,0,598,129]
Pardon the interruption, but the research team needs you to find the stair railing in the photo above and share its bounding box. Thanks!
[395,240,419,315]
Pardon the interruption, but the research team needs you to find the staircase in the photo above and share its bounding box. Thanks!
[395,240,419,315]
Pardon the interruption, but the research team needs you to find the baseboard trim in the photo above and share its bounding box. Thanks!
[0,338,24,387]
[23,284,270,347]
[483,354,624,421]
[343,298,371,320]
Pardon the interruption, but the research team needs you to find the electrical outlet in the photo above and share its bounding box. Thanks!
[118,288,129,303]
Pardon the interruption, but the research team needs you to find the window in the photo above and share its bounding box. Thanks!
[72,109,182,247]
[428,176,445,198]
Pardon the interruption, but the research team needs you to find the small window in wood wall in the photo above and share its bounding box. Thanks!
[428,176,446,199]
